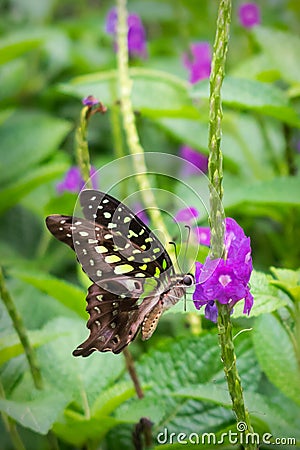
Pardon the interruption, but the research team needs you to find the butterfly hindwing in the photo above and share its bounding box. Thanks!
[72,282,161,355]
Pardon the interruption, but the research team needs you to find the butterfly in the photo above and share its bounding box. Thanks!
[46,190,194,356]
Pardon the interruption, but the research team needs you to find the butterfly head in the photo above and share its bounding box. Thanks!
[181,273,194,287]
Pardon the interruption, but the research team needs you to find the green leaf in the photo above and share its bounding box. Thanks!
[91,382,136,418]
[224,176,300,208]
[0,329,61,365]
[253,26,300,85]
[0,391,70,434]
[243,391,300,439]
[53,413,121,446]
[155,118,208,152]
[124,334,260,436]
[232,270,289,318]
[35,317,124,408]
[115,395,166,425]
[252,314,300,406]
[0,111,71,188]
[270,267,300,302]
[11,270,87,319]
[0,33,42,65]
[59,68,200,119]
[172,383,231,407]
[0,162,68,213]
[191,76,299,126]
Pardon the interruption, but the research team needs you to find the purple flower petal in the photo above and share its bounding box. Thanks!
[105,8,118,34]
[238,3,261,29]
[192,217,253,322]
[105,9,147,59]
[183,42,211,84]
[56,166,98,194]
[174,207,199,223]
[82,95,100,107]
[179,145,208,176]
[194,227,210,246]
[204,301,218,323]
[243,289,254,315]
[132,202,149,226]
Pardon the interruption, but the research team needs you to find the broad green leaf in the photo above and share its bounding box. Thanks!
[0,162,68,213]
[270,267,300,302]
[191,77,299,127]
[155,118,208,152]
[253,26,300,85]
[252,314,300,406]
[162,113,285,180]
[173,383,231,408]
[115,396,166,425]
[91,382,136,418]
[59,68,200,119]
[0,391,70,434]
[233,270,289,318]
[11,270,87,319]
[0,329,61,365]
[244,391,300,440]
[222,176,300,209]
[53,413,121,446]
[0,33,42,65]
[0,111,71,187]
[35,317,124,408]
[119,334,260,438]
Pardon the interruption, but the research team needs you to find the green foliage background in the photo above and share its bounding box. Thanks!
[0,1,300,449]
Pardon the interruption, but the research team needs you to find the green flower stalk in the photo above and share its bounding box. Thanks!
[0,267,43,390]
[208,0,255,447]
[116,0,174,261]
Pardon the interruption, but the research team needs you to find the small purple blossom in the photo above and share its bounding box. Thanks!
[183,42,211,84]
[82,95,100,107]
[193,218,253,322]
[180,145,208,176]
[175,207,199,223]
[105,8,147,59]
[238,3,261,29]
[56,166,98,194]
[105,8,118,34]
[133,203,149,226]
[194,227,210,246]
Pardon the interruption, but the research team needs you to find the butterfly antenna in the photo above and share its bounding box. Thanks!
[184,225,191,268]
[169,241,182,272]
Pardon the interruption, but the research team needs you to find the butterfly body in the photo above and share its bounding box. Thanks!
[46,190,194,355]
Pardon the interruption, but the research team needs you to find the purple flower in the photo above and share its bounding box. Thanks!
[82,95,100,107]
[180,145,208,176]
[193,218,253,322]
[133,203,149,226]
[175,207,199,223]
[105,8,147,58]
[194,227,210,246]
[183,42,211,84]
[56,166,98,194]
[238,3,261,29]
[105,8,118,34]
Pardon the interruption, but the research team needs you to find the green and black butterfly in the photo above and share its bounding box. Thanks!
[46,190,194,356]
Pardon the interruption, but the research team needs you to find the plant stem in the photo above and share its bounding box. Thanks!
[123,348,144,399]
[208,1,255,447]
[76,106,93,189]
[116,0,174,261]
[0,267,43,390]
[0,380,26,450]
